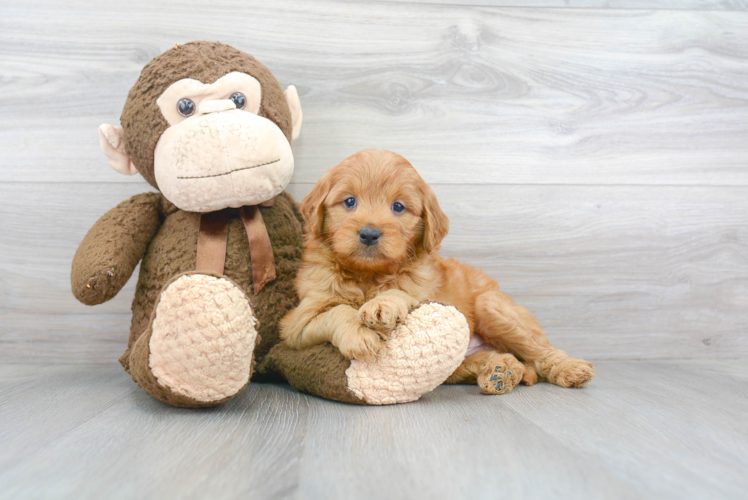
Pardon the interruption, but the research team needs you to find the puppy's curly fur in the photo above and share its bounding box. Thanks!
[280,149,594,393]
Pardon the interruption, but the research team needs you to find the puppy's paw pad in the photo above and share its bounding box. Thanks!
[478,364,516,395]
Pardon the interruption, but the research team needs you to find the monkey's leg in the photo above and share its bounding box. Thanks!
[445,350,526,395]
[126,272,259,407]
[474,291,595,388]
[265,302,470,405]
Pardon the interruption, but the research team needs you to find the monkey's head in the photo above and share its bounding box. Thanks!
[99,41,302,212]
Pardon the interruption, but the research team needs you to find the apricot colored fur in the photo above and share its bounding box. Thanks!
[280,149,594,392]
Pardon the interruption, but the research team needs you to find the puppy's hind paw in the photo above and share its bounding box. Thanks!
[522,363,539,386]
[548,357,595,388]
[477,354,524,395]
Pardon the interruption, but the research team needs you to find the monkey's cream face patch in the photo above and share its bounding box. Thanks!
[157,72,262,125]
[153,73,294,212]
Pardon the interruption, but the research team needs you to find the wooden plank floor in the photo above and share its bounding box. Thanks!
[0,360,745,500]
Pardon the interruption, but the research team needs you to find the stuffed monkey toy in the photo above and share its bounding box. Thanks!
[72,41,469,407]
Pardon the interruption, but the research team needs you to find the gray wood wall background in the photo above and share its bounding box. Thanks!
[1,0,746,363]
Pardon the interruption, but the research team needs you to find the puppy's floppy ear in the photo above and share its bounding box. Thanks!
[300,172,333,237]
[421,183,449,253]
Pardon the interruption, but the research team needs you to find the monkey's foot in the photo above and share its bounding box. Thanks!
[345,302,470,405]
[148,273,258,404]
[477,353,525,395]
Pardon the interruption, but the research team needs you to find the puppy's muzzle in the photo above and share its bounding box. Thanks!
[358,227,381,247]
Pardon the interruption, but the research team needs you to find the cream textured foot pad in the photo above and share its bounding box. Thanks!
[346,303,470,405]
[149,274,258,402]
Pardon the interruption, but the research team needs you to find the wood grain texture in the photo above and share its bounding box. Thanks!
[0,365,309,500]
[0,361,746,499]
[378,0,748,10]
[1,1,747,185]
[2,182,745,362]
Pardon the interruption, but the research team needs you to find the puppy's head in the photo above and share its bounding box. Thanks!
[300,149,449,273]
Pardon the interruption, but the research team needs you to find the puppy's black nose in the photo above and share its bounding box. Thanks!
[359,227,381,246]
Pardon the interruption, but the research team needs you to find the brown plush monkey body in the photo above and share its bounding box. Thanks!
[123,197,303,374]
[72,42,306,407]
[72,42,469,408]
[74,192,303,406]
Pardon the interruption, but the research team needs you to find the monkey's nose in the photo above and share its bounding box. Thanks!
[358,227,381,247]
[200,99,236,114]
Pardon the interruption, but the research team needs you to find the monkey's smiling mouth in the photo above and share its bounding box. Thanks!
[177,158,281,180]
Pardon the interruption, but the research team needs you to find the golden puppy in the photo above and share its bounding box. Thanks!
[280,149,594,394]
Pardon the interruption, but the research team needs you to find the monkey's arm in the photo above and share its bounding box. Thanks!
[71,192,163,305]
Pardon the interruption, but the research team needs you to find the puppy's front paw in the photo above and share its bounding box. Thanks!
[336,325,384,361]
[359,297,412,334]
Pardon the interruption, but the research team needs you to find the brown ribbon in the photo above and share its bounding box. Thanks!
[196,210,230,275]
[195,198,277,295]
[239,204,277,294]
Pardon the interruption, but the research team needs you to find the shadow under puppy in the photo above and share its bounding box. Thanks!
[281,149,594,394]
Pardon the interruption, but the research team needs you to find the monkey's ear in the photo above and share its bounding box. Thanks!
[284,85,303,141]
[98,124,138,175]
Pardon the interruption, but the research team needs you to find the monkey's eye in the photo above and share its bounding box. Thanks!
[177,98,196,117]
[229,92,246,110]
[343,197,357,209]
[392,202,405,213]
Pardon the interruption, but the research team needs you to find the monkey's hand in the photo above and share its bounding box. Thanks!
[358,289,420,335]
[71,192,163,305]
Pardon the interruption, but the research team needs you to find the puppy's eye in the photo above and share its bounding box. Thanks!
[343,197,357,209]
[392,202,405,213]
